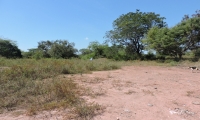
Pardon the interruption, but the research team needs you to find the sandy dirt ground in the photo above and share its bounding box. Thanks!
[1,66,200,120]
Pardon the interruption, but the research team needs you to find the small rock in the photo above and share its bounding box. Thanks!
[147,104,153,107]
[124,109,129,112]
[185,110,195,115]
[192,101,200,105]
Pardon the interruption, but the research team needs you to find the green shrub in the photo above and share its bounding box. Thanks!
[143,53,156,60]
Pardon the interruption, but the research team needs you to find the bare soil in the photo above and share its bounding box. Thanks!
[1,66,200,120]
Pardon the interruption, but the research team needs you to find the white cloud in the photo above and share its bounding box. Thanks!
[85,37,89,40]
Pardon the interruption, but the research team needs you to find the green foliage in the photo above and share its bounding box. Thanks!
[155,55,166,63]
[80,53,95,60]
[79,41,127,60]
[144,27,173,56]
[37,40,52,58]
[88,41,107,58]
[79,41,108,59]
[37,40,78,59]
[32,50,44,60]
[194,48,200,58]
[143,52,156,60]
[79,48,92,55]
[104,44,126,60]
[0,38,22,58]
[145,11,200,59]
[105,9,166,57]
[22,48,38,58]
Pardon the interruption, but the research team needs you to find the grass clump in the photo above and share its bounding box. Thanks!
[73,102,105,120]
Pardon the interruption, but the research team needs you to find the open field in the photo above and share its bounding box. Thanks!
[0,58,200,119]
[73,65,200,120]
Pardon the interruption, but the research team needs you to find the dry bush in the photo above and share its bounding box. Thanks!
[72,102,105,120]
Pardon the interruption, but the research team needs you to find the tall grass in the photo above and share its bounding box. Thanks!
[0,58,121,118]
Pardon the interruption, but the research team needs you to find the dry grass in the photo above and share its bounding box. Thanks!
[142,89,154,96]
[91,87,107,98]
[124,90,136,95]
[1,57,200,118]
[81,77,105,84]
[72,102,105,120]
[0,58,122,118]
[186,91,195,97]
[80,86,106,99]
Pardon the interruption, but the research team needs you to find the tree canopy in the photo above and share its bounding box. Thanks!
[0,38,22,58]
[79,41,108,59]
[145,13,200,59]
[37,40,78,59]
[105,9,166,57]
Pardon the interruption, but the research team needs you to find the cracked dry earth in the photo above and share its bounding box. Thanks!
[1,66,200,120]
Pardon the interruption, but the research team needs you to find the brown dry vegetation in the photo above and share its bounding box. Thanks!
[0,58,200,120]
[0,58,123,119]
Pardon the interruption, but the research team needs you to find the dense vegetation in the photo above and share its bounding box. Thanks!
[144,10,200,59]
[0,39,22,58]
[22,40,78,59]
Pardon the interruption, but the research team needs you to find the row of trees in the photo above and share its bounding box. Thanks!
[23,40,78,59]
[1,10,200,60]
[80,10,200,60]
[0,39,77,59]
[105,9,200,59]
[79,41,126,60]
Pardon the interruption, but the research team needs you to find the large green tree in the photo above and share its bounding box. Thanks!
[0,39,22,58]
[105,9,166,57]
[145,14,200,59]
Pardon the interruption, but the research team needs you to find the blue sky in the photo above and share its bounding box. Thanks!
[0,0,200,51]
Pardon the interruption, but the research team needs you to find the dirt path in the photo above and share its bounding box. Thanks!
[1,66,200,120]
[74,66,200,120]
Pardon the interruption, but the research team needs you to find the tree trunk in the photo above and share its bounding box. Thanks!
[178,54,182,59]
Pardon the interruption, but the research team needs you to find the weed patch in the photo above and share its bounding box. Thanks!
[73,102,105,120]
